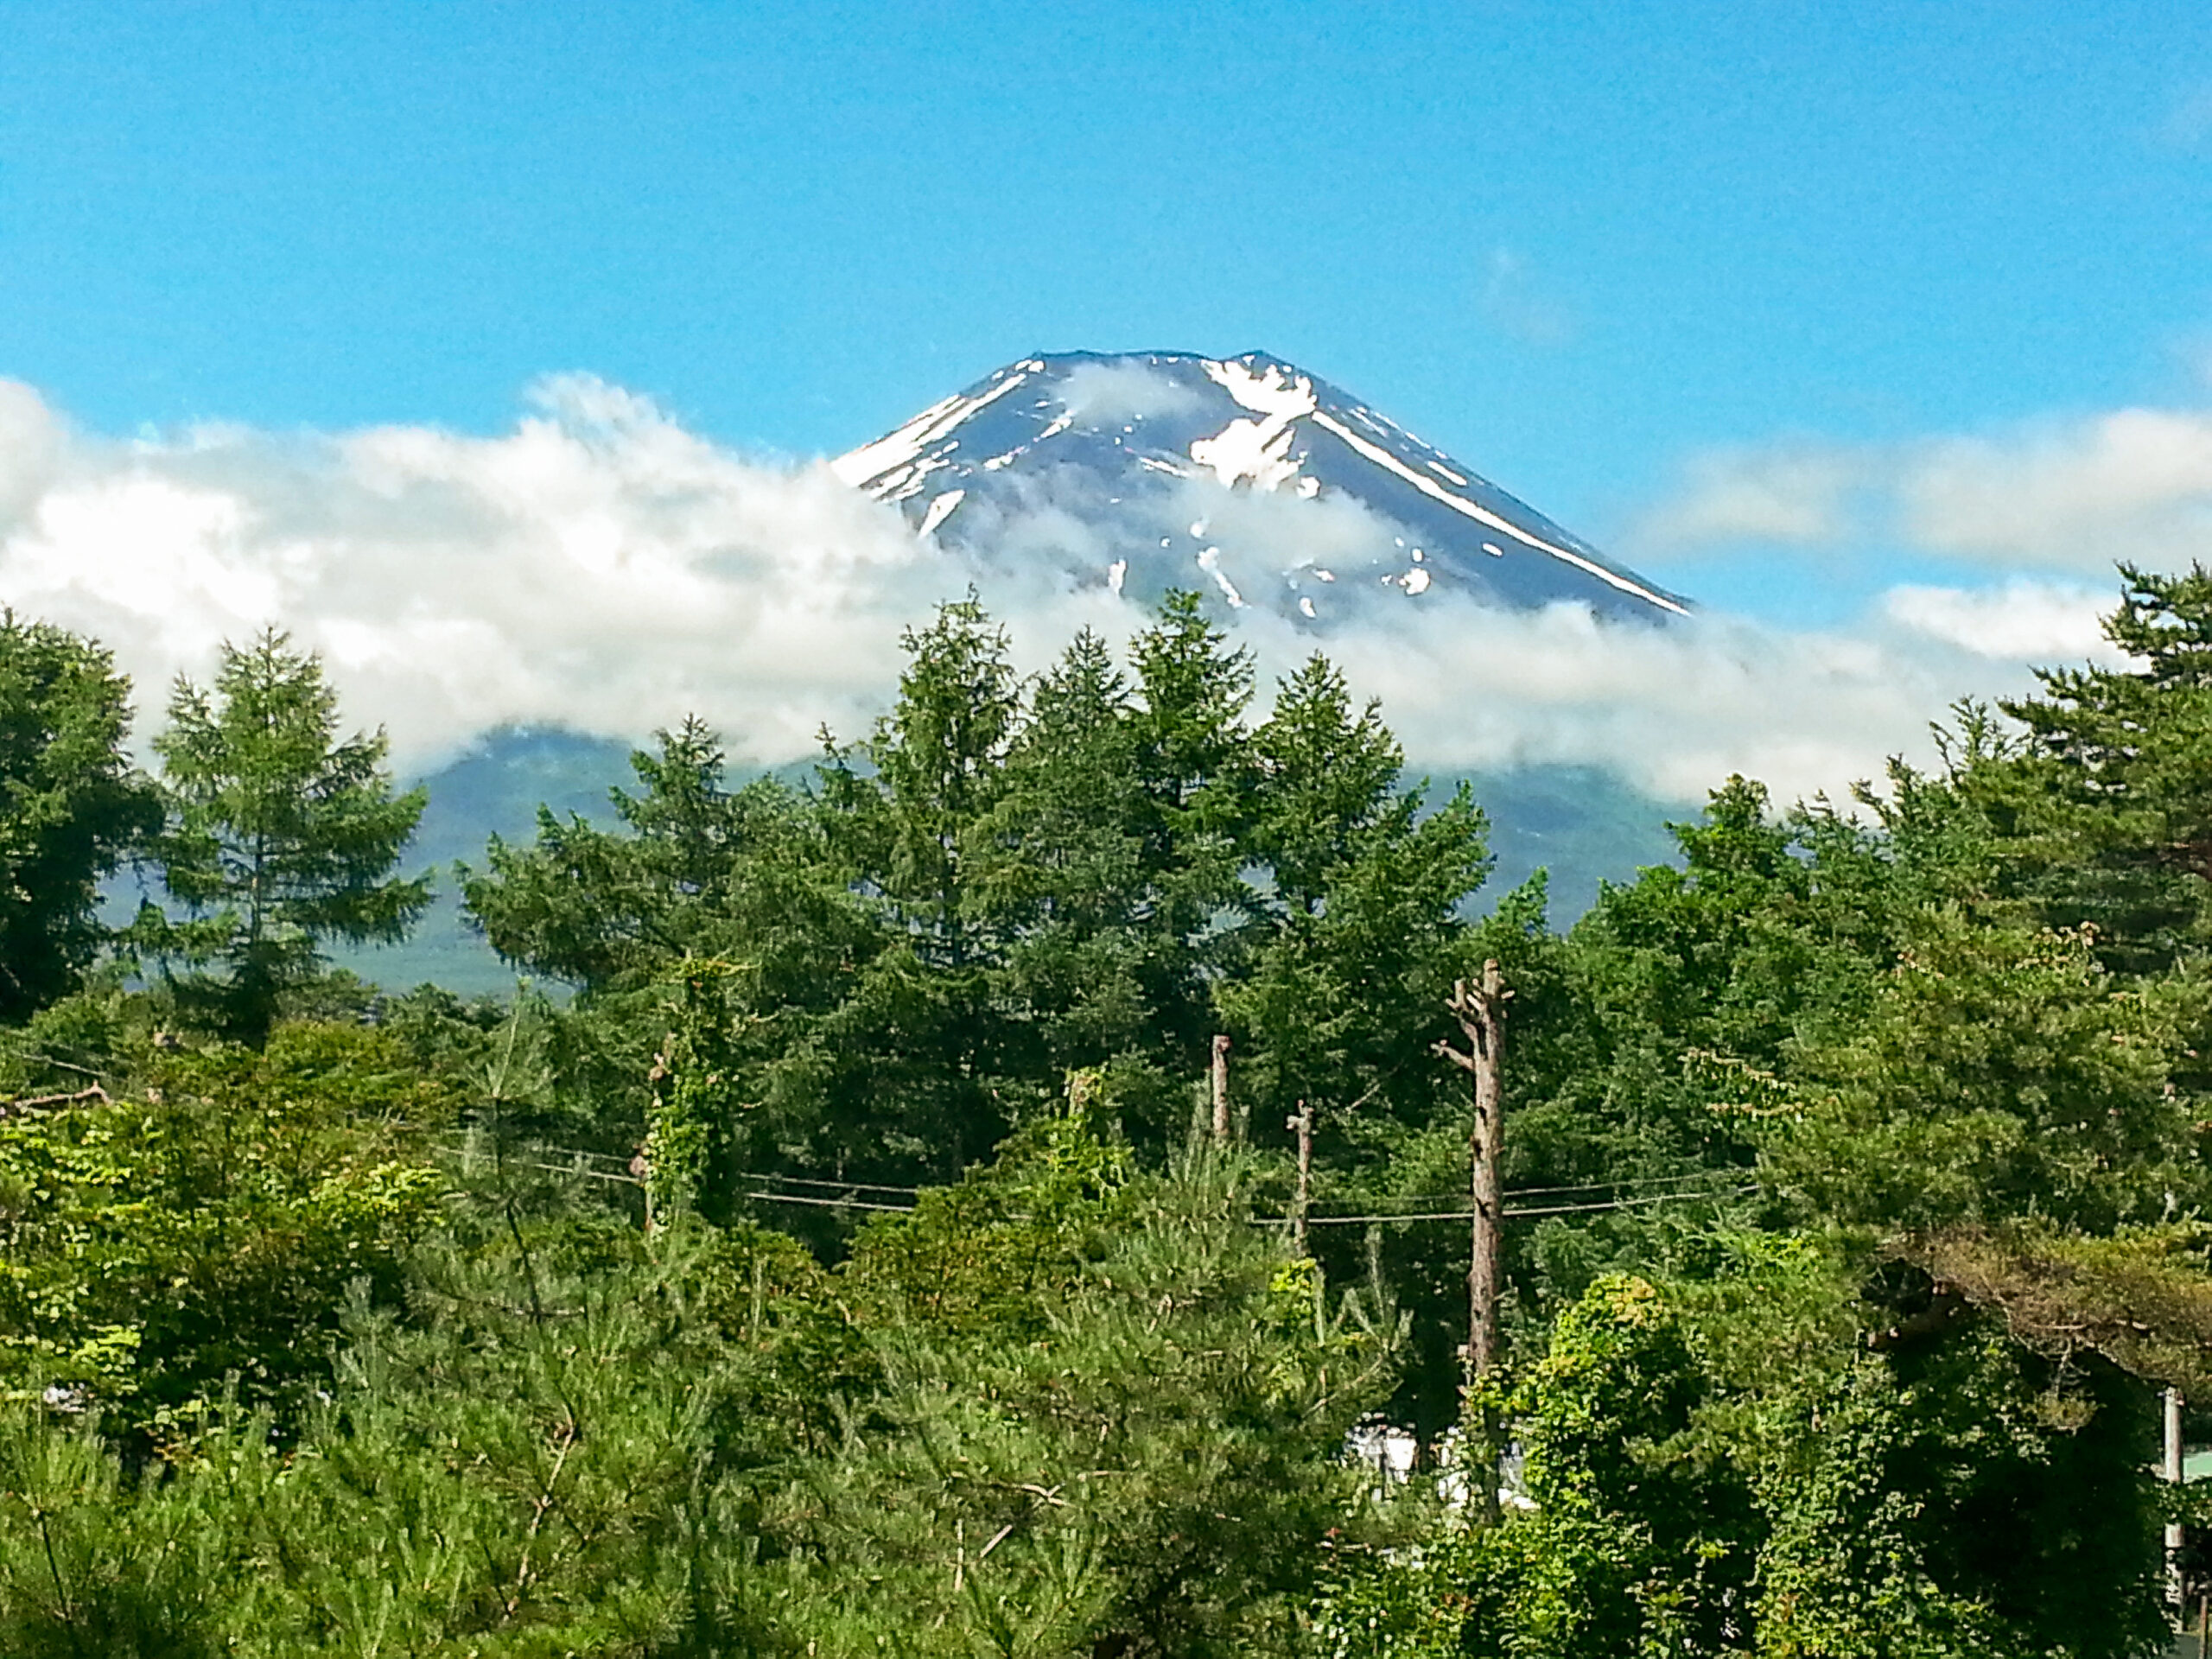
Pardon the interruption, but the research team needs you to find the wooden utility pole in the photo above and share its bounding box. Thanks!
[1211,1034,1232,1144]
[1288,1099,1314,1251]
[2168,1388,2186,1616]
[1435,962,1510,1386]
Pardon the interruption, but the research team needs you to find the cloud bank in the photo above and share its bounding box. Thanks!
[0,374,2139,806]
[1644,400,2212,575]
[0,375,981,768]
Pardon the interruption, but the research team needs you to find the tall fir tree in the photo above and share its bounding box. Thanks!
[140,630,429,1045]
[814,595,1027,1178]
[1963,562,2212,970]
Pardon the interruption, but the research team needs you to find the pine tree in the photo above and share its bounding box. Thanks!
[814,595,1025,1177]
[139,630,429,1045]
[1974,561,2212,968]
[822,593,1020,968]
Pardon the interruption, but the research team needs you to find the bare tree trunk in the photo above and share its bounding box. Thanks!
[1439,962,1509,1382]
[1289,1099,1313,1251]
[1437,961,1510,1515]
[1211,1033,1231,1144]
[2169,1387,2186,1617]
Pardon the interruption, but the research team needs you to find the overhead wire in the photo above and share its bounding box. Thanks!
[441,1137,1741,1207]
[1273,1185,1758,1227]
[430,1140,1755,1224]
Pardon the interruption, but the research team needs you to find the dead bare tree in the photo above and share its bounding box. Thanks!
[1436,960,1510,1514]
[1288,1098,1313,1251]
[1436,960,1510,1384]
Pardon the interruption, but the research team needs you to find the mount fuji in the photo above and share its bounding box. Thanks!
[834,350,1689,626]
[333,353,1692,995]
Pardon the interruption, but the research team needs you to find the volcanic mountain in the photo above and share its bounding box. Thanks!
[338,353,1694,995]
[834,350,1688,625]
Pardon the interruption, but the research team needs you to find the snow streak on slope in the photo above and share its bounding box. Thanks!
[835,351,1690,625]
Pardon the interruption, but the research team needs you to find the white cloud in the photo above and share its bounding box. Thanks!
[1479,249,1575,349]
[1241,593,2069,805]
[0,380,61,529]
[1881,579,2116,663]
[1057,359,1208,423]
[1645,403,2212,575]
[1639,442,1867,548]
[0,376,964,766]
[0,375,2123,809]
[1902,408,2212,567]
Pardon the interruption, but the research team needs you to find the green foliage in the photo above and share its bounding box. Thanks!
[1963,562,2212,969]
[802,1103,1397,1657]
[839,1084,1138,1339]
[0,1088,1391,1657]
[1772,912,2206,1243]
[0,1223,807,1657]
[137,630,431,1046]
[1224,653,1491,1142]
[2,575,2205,1654]
[464,717,857,999]
[463,594,1492,1212]
[0,615,161,1024]
[0,1022,452,1437]
[1319,1274,1755,1659]
[1325,1256,2170,1659]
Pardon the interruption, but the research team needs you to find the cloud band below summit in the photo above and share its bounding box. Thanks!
[0,373,2128,805]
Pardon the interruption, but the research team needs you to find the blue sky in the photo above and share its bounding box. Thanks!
[1,3,2209,794]
[9,8,2209,525]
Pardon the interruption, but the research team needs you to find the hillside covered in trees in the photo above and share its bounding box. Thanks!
[0,575,2208,1656]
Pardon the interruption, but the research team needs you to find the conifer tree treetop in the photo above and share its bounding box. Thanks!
[140,628,429,1044]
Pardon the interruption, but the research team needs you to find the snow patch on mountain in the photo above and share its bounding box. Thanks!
[836,351,1690,626]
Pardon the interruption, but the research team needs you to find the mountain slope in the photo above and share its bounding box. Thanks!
[835,350,1688,625]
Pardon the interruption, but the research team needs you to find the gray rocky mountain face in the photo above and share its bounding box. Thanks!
[834,350,1689,626]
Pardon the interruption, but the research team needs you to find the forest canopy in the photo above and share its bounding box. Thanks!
[0,575,2206,1656]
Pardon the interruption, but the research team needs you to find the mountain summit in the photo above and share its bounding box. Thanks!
[834,350,1688,625]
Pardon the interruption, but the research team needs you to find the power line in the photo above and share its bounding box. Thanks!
[1279,1185,1758,1227]
[1505,1185,1758,1220]
[740,1188,916,1214]
[488,1159,643,1187]
[1320,1170,1741,1207]
[434,1145,925,1211]
[1497,1170,1745,1200]
[729,1171,931,1197]
[442,1138,936,1195]
[433,1142,1754,1224]
[448,1136,1740,1208]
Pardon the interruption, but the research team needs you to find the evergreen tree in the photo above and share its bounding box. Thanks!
[1125,590,1261,1016]
[466,720,887,1204]
[1220,655,1491,1438]
[139,630,429,1045]
[969,621,1243,1146]
[1967,562,2212,969]
[1230,654,1491,1117]
[804,597,1027,1179]
[466,716,849,995]
[823,593,1021,971]
[807,1097,1397,1656]
[0,615,160,1021]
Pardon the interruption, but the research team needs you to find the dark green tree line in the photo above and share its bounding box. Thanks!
[0,573,2209,1655]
